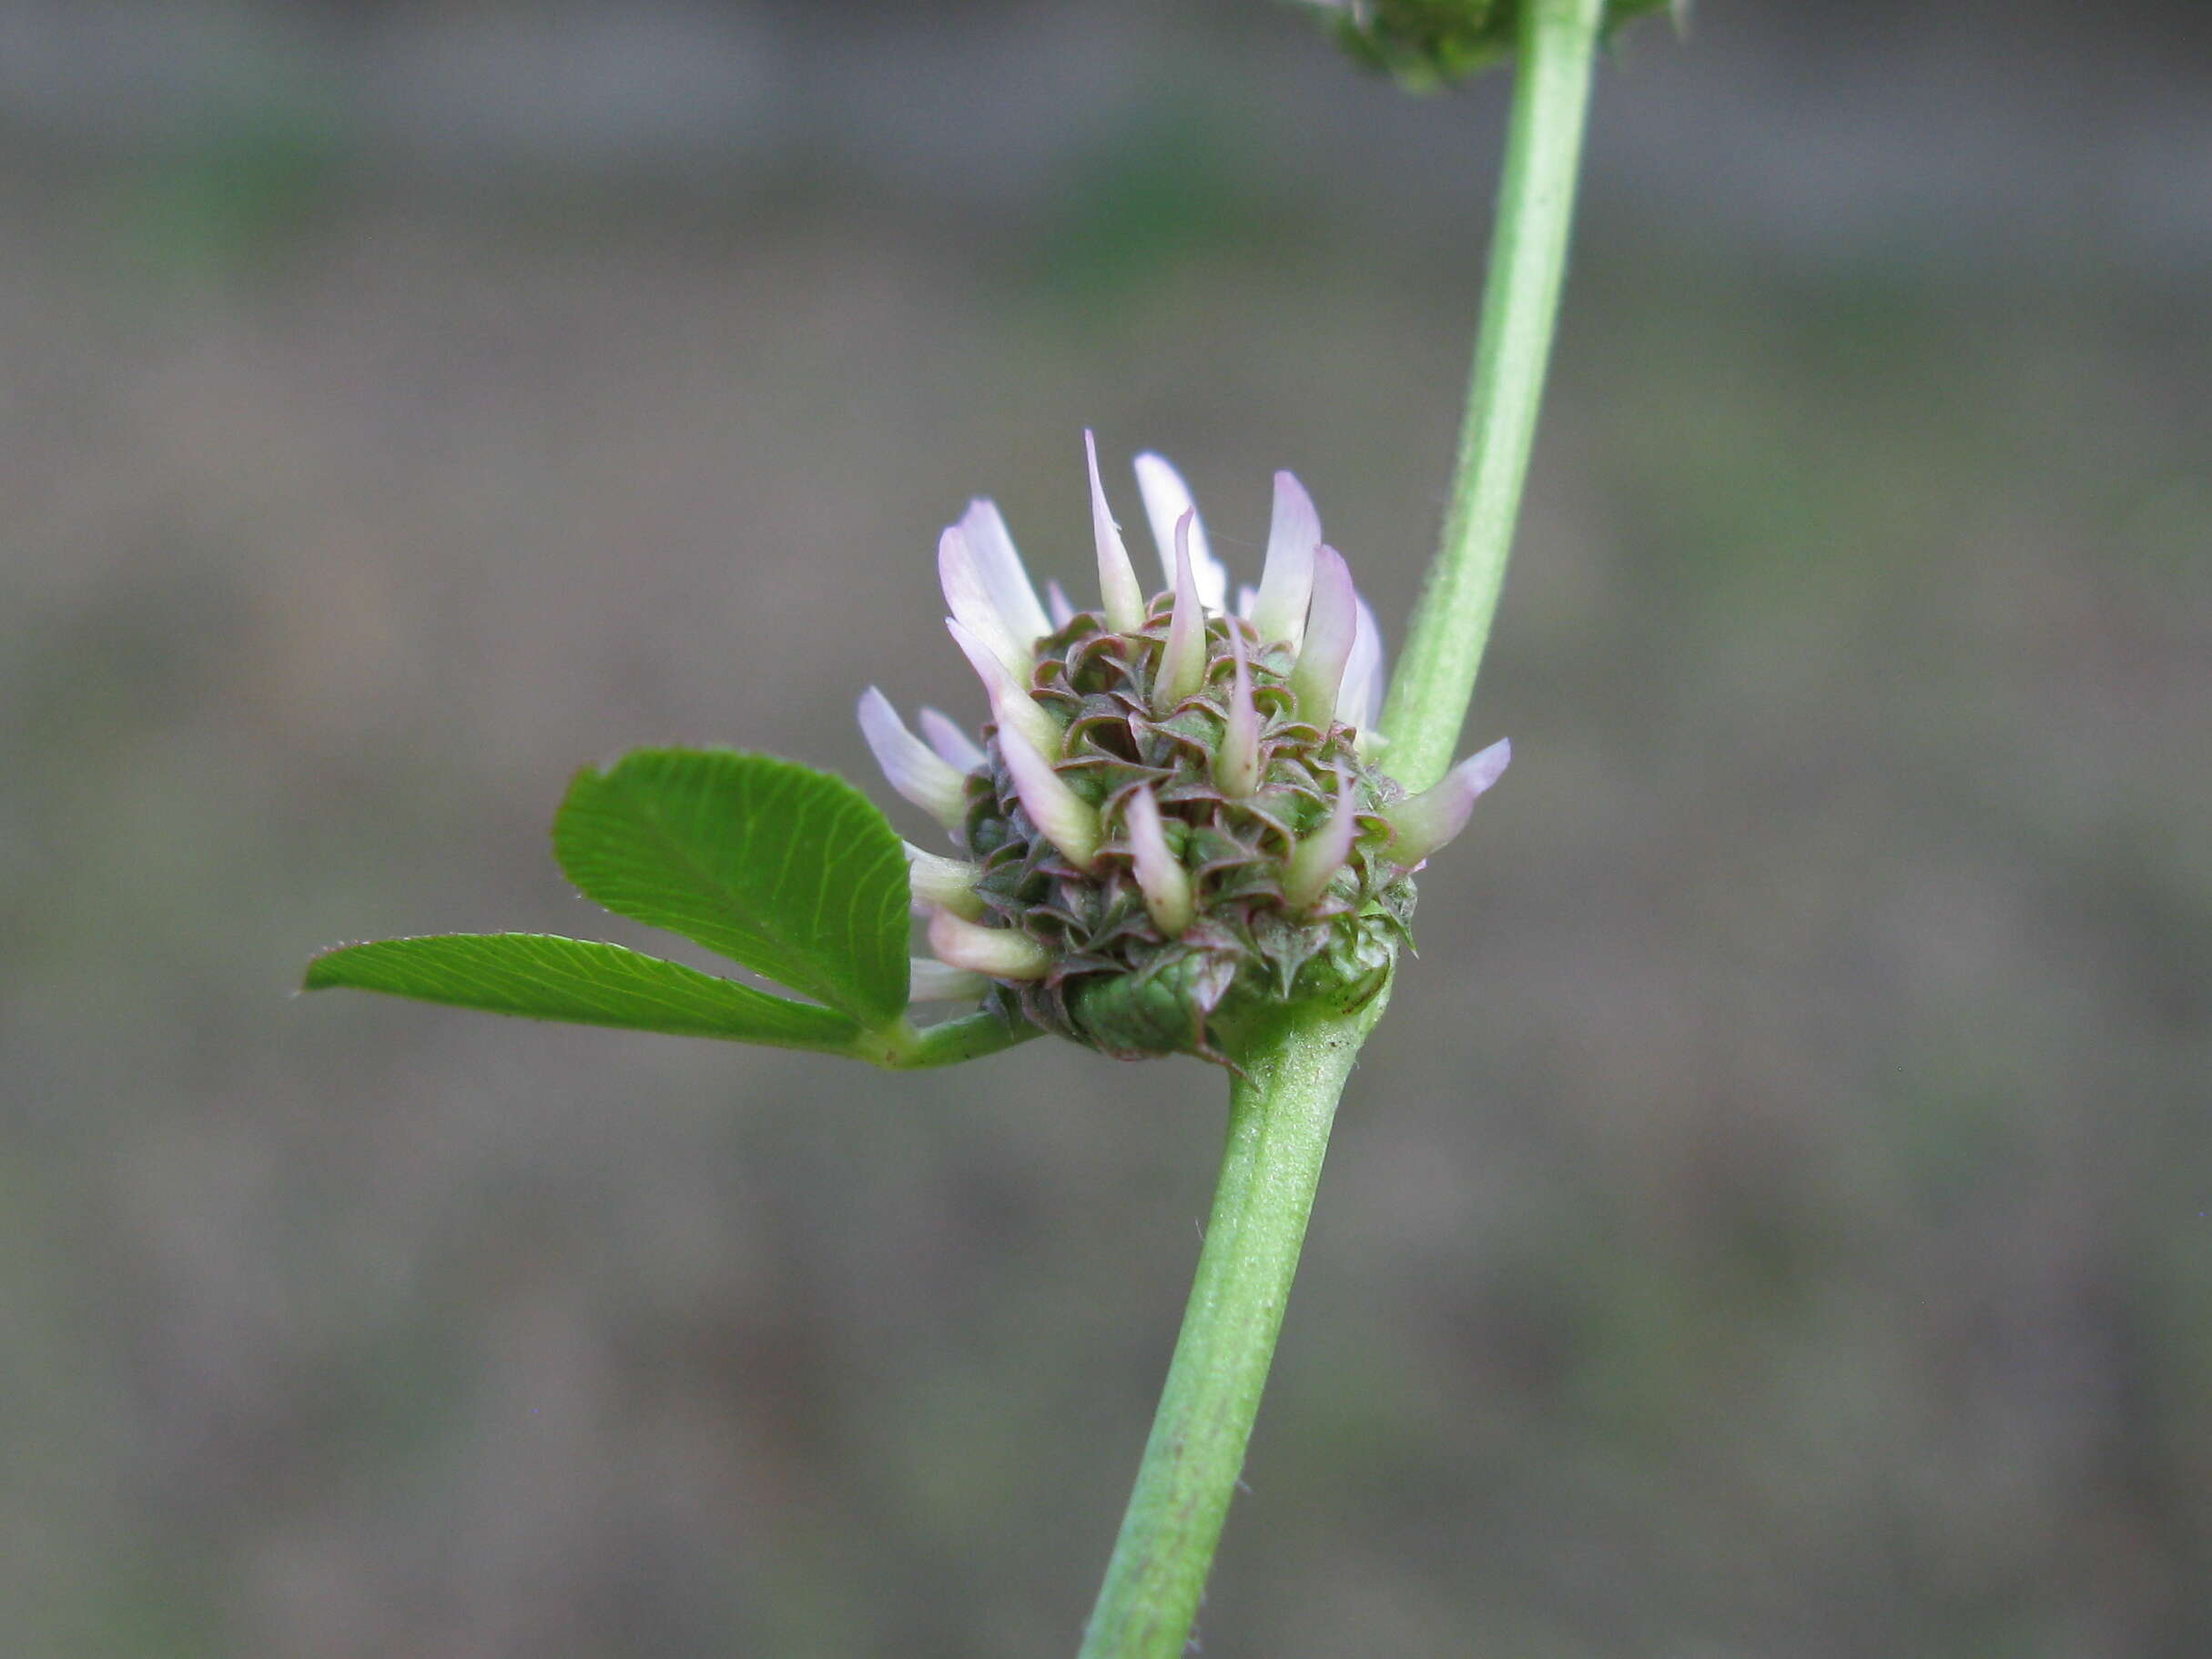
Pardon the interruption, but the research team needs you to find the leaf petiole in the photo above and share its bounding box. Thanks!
[858,1009,1040,1071]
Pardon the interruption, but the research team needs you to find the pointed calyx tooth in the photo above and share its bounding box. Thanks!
[928,908,1050,981]
[1133,452,1228,611]
[1122,785,1193,937]
[939,526,1031,679]
[1153,509,1207,713]
[1383,738,1511,865]
[903,840,985,920]
[858,688,969,832]
[1251,470,1321,649]
[908,956,990,1002]
[947,620,1060,760]
[1087,430,1146,633]
[1284,768,1360,912]
[995,710,1102,872]
[959,498,1051,645]
[916,705,985,772]
[1219,626,1263,797]
[1289,545,1357,727]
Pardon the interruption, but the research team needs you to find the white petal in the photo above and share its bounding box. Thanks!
[947,619,1060,760]
[1219,627,1262,797]
[904,840,985,919]
[959,498,1051,645]
[1251,470,1320,650]
[1122,784,1193,937]
[1153,509,1207,713]
[1088,430,1146,632]
[857,688,969,832]
[1044,580,1076,630]
[1284,768,1358,911]
[908,956,990,1002]
[996,713,1101,872]
[1235,583,1257,620]
[1289,546,1357,728]
[928,908,1050,980]
[939,525,1030,679]
[1337,592,1385,737]
[1382,738,1511,865]
[1133,452,1228,612]
[916,705,986,772]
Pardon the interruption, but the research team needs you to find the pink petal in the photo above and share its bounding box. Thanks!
[1337,592,1385,737]
[857,688,969,833]
[1133,452,1228,611]
[1289,545,1357,727]
[1382,739,1511,865]
[916,705,986,773]
[995,708,1101,872]
[1284,768,1358,911]
[1122,784,1193,937]
[928,908,1050,981]
[1087,430,1146,632]
[1251,470,1320,649]
[959,498,1051,645]
[939,525,1030,678]
[908,956,991,1002]
[947,619,1060,760]
[1153,508,1207,713]
[903,840,985,920]
[1219,626,1262,797]
[1044,579,1076,630]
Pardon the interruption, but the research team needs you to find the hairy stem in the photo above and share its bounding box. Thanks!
[1078,995,1386,1659]
[1380,0,1606,794]
[1076,4,1606,1651]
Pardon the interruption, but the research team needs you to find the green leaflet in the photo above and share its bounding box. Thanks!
[553,748,911,1026]
[303,934,865,1051]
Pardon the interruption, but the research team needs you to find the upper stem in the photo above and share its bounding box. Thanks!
[1378,0,1606,794]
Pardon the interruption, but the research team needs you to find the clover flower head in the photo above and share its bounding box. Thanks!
[862,434,1508,1062]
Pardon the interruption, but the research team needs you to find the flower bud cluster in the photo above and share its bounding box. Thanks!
[863,436,1508,1063]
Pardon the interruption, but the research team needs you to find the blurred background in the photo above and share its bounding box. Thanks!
[5,0,2209,1654]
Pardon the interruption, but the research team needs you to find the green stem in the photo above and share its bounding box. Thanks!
[1078,996,1386,1659]
[1076,5,1606,1652]
[1379,0,1606,794]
